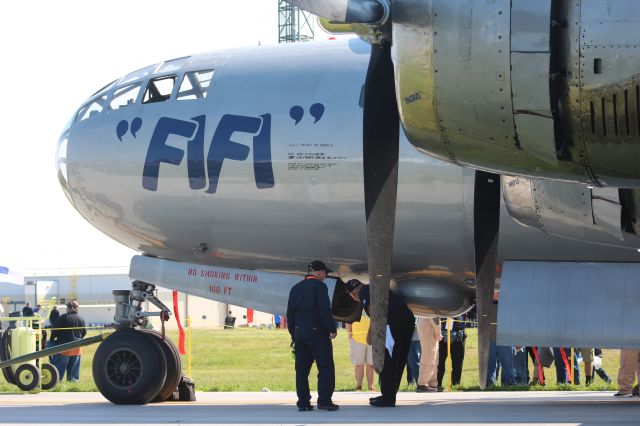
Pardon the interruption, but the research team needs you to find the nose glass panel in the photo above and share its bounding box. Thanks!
[56,132,73,206]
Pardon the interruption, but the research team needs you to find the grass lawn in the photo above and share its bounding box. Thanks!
[0,327,620,392]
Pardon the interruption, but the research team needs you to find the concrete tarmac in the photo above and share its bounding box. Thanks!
[0,391,637,425]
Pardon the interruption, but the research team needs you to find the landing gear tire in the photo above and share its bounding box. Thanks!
[14,364,40,391]
[140,330,183,403]
[93,330,167,404]
[41,364,59,390]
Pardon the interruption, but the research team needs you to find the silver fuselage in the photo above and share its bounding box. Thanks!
[58,39,640,302]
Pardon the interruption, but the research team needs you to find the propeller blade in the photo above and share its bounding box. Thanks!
[363,41,400,373]
[473,171,501,389]
[284,0,386,23]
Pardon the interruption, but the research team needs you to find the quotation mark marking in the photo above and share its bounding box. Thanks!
[116,117,142,142]
[289,103,325,125]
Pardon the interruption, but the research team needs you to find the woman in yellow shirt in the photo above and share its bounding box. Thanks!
[346,315,376,391]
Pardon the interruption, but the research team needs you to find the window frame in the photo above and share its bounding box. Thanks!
[108,82,143,111]
[176,69,215,101]
[142,74,178,105]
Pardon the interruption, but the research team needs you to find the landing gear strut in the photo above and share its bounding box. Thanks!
[112,281,172,330]
[93,281,183,404]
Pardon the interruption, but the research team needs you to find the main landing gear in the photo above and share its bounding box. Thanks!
[92,281,183,404]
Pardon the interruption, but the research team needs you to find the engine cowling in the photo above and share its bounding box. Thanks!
[396,278,474,318]
[502,176,640,248]
[392,0,640,188]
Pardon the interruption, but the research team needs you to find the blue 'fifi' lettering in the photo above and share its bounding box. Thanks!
[142,114,274,193]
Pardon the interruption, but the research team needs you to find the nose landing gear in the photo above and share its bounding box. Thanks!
[92,281,184,404]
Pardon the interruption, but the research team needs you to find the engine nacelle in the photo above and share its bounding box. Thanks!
[396,278,474,317]
[393,0,640,188]
[502,176,640,248]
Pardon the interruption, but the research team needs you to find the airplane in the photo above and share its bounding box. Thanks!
[56,37,640,404]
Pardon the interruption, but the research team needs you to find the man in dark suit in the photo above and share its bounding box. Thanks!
[286,260,339,411]
[346,279,415,407]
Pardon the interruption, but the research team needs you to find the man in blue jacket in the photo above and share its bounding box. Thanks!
[287,260,338,412]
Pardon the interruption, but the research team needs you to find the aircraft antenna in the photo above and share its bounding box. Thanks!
[278,1,315,43]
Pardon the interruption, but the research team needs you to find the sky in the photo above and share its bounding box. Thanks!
[0,0,294,271]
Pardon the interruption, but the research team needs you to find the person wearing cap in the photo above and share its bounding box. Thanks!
[346,278,415,407]
[286,260,339,411]
[49,300,86,382]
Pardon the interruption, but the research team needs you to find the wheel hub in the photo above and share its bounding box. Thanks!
[106,348,142,388]
[19,371,33,381]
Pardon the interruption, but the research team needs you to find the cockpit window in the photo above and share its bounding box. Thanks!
[109,83,141,110]
[120,64,156,86]
[75,95,107,123]
[91,80,116,97]
[177,69,214,101]
[156,57,188,74]
[72,67,215,123]
[142,75,176,104]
